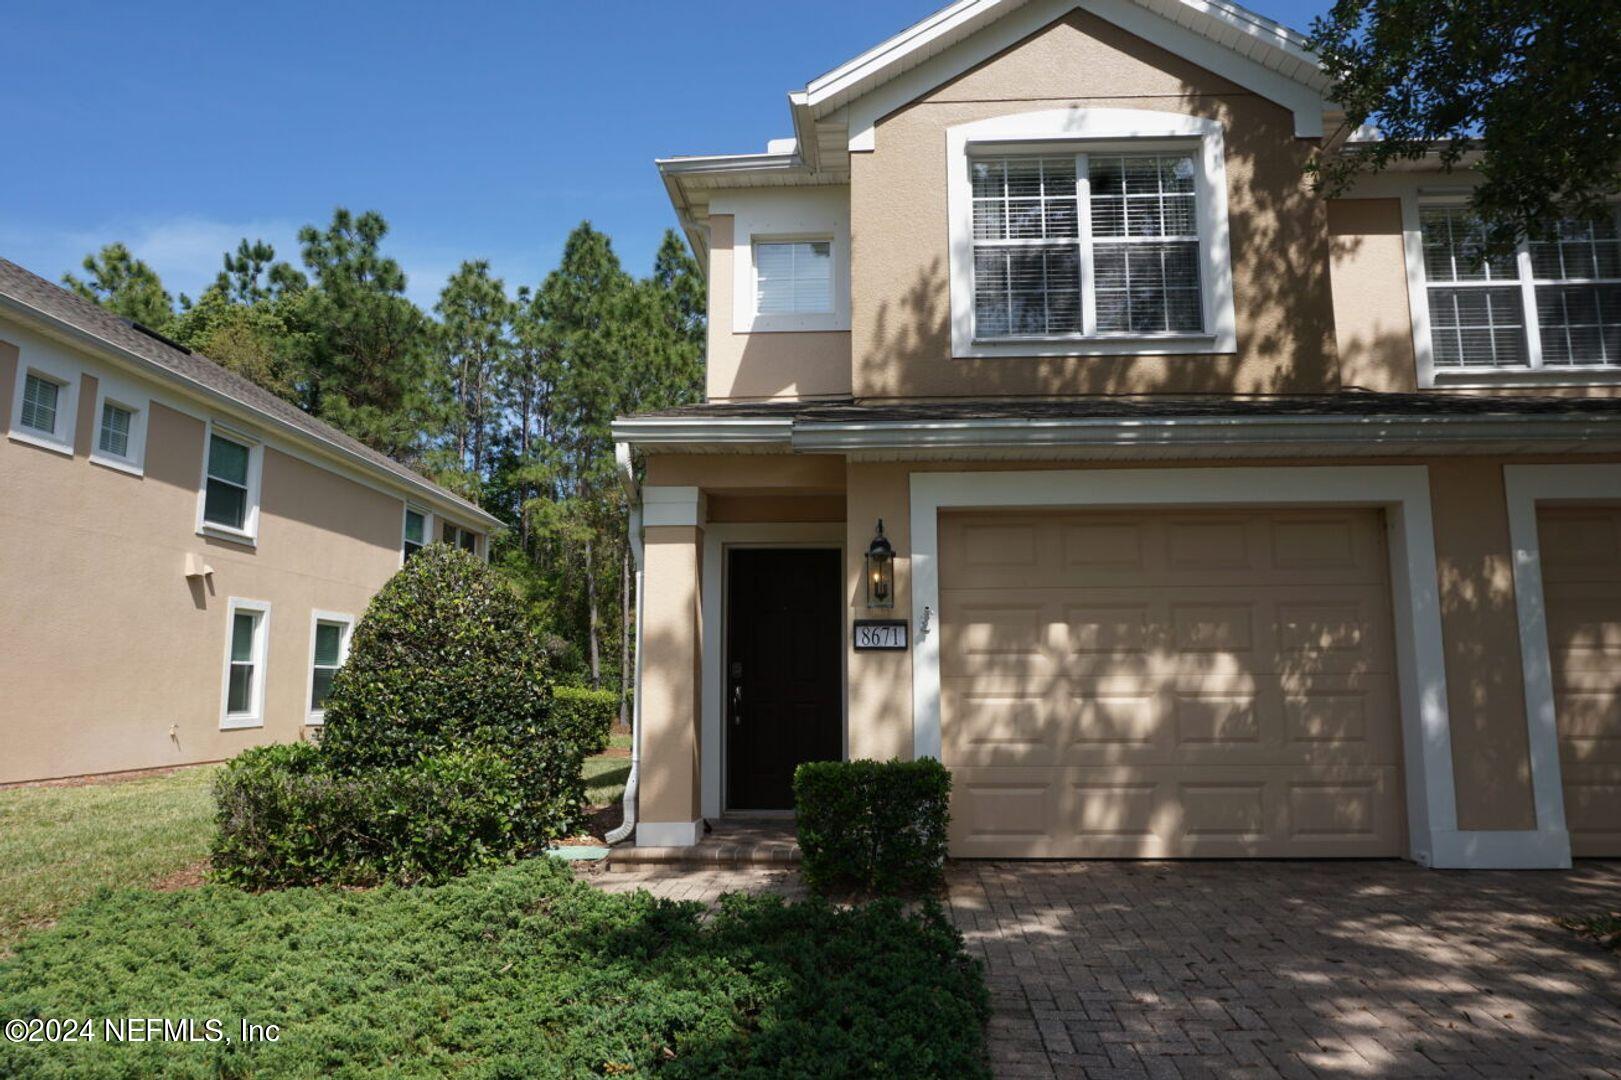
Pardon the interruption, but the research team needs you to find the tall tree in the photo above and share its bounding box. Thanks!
[214,238,306,305]
[1311,0,1621,245]
[62,243,174,328]
[435,260,512,487]
[287,209,448,459]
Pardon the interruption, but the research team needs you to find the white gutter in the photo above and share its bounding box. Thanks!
[605,441,644,847]
[0,292,503,531]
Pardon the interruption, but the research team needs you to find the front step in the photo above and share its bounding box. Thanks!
[607,820,800,871]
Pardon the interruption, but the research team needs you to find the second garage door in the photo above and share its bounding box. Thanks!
[940,507,1406,858]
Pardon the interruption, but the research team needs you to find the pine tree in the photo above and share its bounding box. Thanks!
[62,243,175,328]
[435,260,512,490]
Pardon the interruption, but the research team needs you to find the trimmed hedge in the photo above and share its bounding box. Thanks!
[551,685,619,749]
[793,758,952,895]
[211,743,524,888]
[212,546,610,888]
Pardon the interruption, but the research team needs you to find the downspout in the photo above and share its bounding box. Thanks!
[605,442,643,846]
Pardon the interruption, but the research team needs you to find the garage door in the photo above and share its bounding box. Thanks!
[1539,506,1621,857]
[940,508,1406,858]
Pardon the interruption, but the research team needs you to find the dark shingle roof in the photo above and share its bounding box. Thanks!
[0,256,495,526]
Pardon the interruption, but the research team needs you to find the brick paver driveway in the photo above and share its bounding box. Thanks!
[594,859,1621,1077]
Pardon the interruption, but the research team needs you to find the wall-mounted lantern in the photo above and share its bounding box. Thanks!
[865,519,895,609]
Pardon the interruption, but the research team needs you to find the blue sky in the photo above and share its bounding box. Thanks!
[1,0,1332,309]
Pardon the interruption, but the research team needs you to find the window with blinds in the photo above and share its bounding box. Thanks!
[754,241,833,315]
[98,402,133,458]
[970,152,1204,340]
[20,373,60,434]
[204,432,252,531]
[1421,204,1621,372]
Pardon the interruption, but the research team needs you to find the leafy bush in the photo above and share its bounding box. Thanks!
[210,743,523,888]
[550,685,618,751]
[316,544,594,846]
[0,859,990,1078]
[794,758,953,895]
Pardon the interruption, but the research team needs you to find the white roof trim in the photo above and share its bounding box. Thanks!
[831,0,1330,145]
[613,411,1621,460]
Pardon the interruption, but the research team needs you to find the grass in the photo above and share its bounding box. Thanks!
[0,767,218,954]
[0,859,990,1078]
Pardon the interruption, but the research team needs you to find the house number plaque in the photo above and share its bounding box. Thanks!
[853,619,909,651]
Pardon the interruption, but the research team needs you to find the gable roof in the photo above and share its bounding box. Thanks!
[0,256,501,529]
[659,0,1332,262]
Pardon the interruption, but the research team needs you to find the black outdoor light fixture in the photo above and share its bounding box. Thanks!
[865,519,895,609]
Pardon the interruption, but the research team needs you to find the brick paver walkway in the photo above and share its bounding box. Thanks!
[585,858,1621,1077]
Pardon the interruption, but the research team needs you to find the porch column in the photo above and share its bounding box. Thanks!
[636,486,706,847]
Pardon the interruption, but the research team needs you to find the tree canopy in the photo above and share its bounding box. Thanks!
[1311,0,1621,245]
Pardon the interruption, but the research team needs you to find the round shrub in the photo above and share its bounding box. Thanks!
[317,544,606,846]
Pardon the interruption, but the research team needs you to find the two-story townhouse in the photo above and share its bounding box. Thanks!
[0,257,501,785]
[613,0,1621,869]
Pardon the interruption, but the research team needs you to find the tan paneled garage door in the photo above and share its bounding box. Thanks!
[1539,506,1621,857]
[940,508,1406,858]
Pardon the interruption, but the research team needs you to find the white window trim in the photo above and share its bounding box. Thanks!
[402,503,433,566]
[88,371,149,477]
[220,597,272,731]
[305,609,355,726]
[947,107,1237,359]
[196,419,264,546]
[714,188,851,335]
[1403,193,1621,388]
[751,236,837,326]
[8,352,79,456]
[908,465,1570,871]
[1501,464,1621,866]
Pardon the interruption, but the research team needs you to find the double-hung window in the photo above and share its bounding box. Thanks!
[970,151,1204,340]
[221,600,270,729]
[20,374,61,435]
[403,508,427,560]
[307,613,353,723]
[1419,203,1621,377]
[202,429,256,535]
[98,403,133,458]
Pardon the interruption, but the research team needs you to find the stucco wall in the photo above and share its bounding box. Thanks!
[1327,198,1418,392]
[0,326,473,784]
[849,8,1338,399]
[706,214,852,402]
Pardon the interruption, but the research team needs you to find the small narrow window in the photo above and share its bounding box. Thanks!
[755,241,833,315]
[99,403,133,458]
[204,432,252,530]
[404,508,426,559]
[222,603,269,726]
[20,373,60,435]
[309,617,351,719]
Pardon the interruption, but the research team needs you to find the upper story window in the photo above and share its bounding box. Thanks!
[970,153,1204,339]
[947,108,1237,359]
[403,507,427,560]
[98,402,132,457]
[90,380,151,476]
[21,373,61,434]
[1417,203,1621,379]
[754,240,833,315]
[8,358,78,455]
[442,521,479,555]
[197,423,262,543]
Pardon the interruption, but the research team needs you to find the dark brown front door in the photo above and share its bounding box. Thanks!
[726,548,843,811]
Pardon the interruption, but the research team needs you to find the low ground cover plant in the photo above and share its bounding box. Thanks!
[0,858,990,1078]
[794,758,952,895]
[213,545,610,887]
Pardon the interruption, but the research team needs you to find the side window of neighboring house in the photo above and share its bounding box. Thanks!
[441,521,479,554]
[9,363,78,454]
[1419,203,1621,374]
[307,613,353,724]
[403,507,427,560]
[754,240,833,315]
[200,426,261,540]
[221,600,271,729]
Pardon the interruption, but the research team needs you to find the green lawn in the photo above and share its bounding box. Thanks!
[0,767,218,954]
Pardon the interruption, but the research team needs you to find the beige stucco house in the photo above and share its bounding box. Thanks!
[0,258,501,785]
[612,0,1621,869]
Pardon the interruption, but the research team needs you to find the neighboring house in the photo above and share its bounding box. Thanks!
[0,258,501,785]
[612,0,1621,869]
